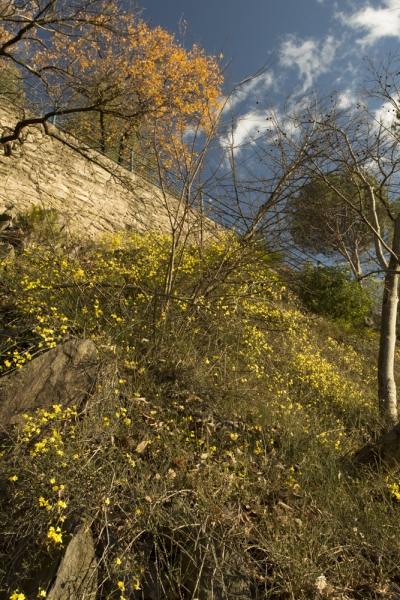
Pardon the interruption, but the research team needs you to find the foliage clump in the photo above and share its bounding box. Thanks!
[297,263,373,329]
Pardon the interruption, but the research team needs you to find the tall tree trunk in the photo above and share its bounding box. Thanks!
[378,215,400,426]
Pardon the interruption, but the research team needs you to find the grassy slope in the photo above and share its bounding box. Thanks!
[1,226,400,600]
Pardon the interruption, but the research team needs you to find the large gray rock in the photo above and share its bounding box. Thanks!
[0,339,98,426]
[47,525,97,600]
[0,519,97,600]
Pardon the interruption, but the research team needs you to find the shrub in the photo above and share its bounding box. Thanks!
[297,263,373,328]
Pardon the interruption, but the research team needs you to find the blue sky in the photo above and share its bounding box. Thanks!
[139,0,400,104]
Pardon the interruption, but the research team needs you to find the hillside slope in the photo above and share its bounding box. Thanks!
[0,225,399,600]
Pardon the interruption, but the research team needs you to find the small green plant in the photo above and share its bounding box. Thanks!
[298,263,373,328]
[14,206,65,243]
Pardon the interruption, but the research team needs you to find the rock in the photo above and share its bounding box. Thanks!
[0,204,15,232]
[0,339,98,426]
[47,525,97,600]
[364,315,374,327]
[0,519,97,600]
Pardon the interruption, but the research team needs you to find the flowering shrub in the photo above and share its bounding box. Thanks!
[0,227,397,599]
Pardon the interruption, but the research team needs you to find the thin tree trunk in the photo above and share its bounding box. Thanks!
[378,215,400,426]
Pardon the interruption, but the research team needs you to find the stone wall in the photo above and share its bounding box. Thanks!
[0,99,213,239]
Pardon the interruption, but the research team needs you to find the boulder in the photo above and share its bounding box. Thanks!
[47,525,97,600]
[0,338,98,426]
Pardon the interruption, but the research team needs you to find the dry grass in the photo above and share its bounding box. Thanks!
[0,222,399,599]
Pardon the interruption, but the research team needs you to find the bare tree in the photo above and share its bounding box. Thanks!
[294,61,400,426]
[212,92,329,246]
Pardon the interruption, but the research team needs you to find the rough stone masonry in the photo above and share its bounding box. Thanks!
[0,98,214,240]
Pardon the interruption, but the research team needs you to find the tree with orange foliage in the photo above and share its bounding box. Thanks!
[0,0,223,170]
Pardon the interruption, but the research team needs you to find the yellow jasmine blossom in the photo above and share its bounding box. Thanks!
[47,526,63,545]
[9,591,26,600]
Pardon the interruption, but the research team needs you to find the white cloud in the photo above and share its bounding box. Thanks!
[374,97,398,129]
[227,70,276,111]
[222,109,273,149]
[279,34,339,92]
[337,0,400,46]
[337,87,358,109]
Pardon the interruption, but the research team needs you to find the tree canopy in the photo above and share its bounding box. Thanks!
[289,171,391,279]
[0,0,224,169]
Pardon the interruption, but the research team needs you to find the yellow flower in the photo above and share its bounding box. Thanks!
[104,498,110,505]
[47,526,63,545]
[117,581,125,591]
[133,577,141,590]
[9,475,18,482]
[229,433,239,441]
[115,557,122,565]
[9,591,26,600]
[37,589,47,597]
[39,497,52,511]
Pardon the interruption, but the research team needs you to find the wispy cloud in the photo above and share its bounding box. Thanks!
[227,70,276,111]
[337,0,400,46]
[279,34,339,92]
[337,87,358,109]
[222,108,274,150]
